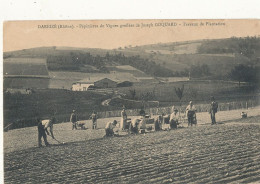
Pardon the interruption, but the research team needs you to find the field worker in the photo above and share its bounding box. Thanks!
[209,96,218,125]
[70,110,77,130]
[154,115,162,131]
[138,115,147,133]
[139,108,146,116]
[129,118,141,134]
[105,120,117,136]
[186,101,197,126]
[90,111,98,129]
[170,108,179,129]
[120,106,127,130]
[171,105,176,114]
[38,116,56,147]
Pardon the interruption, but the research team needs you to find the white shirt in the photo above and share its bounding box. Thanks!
[170,112,179,121]
[105,122,116,129]
[131,118,141,127]
[186,105,196,111]
[42,119,53,129]
[138,118,147,129]
[186,105,196,116]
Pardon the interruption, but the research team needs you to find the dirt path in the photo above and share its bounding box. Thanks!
[4,106,260,153]
[4,118,260,183]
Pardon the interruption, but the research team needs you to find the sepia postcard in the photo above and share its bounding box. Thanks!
[3,19,260,183]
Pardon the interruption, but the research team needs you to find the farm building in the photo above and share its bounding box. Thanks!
[72,77,118,91]
[3,58,50,89]
[71,73,137,91]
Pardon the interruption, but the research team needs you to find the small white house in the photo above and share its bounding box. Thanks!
[71,82,94,91]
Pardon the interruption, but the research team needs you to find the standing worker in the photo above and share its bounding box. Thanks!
[38,116,56,147]
[154,115,162,131]
[105,120,118,137]
[209,96,218,125]
[120,106,127,130]
[170,108,179,129]
[90,111,98,129]
[186,101,197,126]
[70,110,77,130]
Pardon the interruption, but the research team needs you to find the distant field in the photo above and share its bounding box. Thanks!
[114,80,259,105]
[144,42,201,55]
[107,65,148,77]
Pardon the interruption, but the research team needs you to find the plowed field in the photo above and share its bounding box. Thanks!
[4,117,260,183]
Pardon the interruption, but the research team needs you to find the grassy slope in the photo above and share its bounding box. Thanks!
[4,37,259,78]
[3,89,116,126]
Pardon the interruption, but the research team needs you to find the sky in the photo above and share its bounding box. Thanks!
[3,19,260,52]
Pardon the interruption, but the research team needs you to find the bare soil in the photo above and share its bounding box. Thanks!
[4,108,260,183]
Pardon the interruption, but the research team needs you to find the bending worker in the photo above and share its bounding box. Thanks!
[105,120,118,137]
[38,116,56,147]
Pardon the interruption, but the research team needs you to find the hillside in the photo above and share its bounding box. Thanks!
[4,37,260,80]
[120,37,260,77]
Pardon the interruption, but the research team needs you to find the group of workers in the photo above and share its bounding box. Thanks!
[105,97,218,137]
[37,97,218,146]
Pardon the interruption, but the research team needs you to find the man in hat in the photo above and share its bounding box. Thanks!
[38,116,56,147]
[70,110,77,130]
[186,101,197,126]
[170,108,179,129]
[209,96,218,125]
[105,120,118,136]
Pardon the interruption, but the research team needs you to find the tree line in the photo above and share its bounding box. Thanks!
[47,52,175,77]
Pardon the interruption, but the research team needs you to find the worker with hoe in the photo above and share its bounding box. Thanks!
[90,111,98,129]
[37,115,56,147]
[186,101,197,126]
[70,110,77,130]
[170,107,179,129]
[209,96,218,125]
[105,120,118,137]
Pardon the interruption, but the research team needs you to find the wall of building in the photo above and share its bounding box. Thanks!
[72,83,94,91]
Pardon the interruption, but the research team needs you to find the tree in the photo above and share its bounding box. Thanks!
[129,89,136,100]
[229,64,258,87]
[175,84,184,106]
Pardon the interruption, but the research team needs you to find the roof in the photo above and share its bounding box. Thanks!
[78,76,119,84]
[4,58,49,77]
